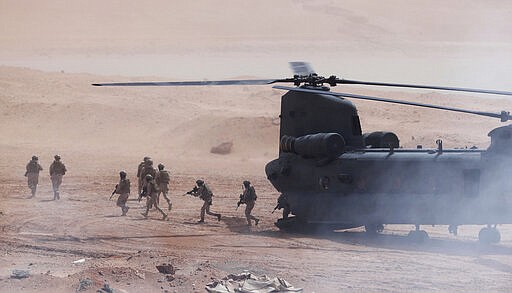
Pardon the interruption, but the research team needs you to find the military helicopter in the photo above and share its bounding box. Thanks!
[93,62,512,243]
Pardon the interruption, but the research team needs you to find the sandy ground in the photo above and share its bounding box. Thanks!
[1,1,512,292]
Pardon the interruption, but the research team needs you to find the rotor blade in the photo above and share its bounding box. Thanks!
[338,79,512,96]
[92,79,280,87]
[289,62,315,76]
[273,85,512,122]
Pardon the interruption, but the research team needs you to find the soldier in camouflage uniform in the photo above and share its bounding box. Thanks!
[155,163,172,211]
[190,179,221,223]
[25,155,43,198]
[139,159,156,192]
[49,155,66,200]
[115,171,131,216]
[137,156,150,195]
[140,174,168,220]
[241,180,260,226]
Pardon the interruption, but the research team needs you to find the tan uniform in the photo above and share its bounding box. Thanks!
[49,160,66,200]
[137,161,145,194]
[156,170,172,210]
[115,178,131,216]
[25,160,43,197]
[192,183,221,222]
[243,185,259,226]
[140,166,156,190]
[142,180,167,220]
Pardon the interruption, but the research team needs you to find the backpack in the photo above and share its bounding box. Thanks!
[159,171,170,183]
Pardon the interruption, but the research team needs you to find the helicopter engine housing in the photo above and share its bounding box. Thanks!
[363,131,400,148]
[280,133,346,159]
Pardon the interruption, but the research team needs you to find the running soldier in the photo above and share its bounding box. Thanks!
[155,163,172,211]
[189,179,221,223]
[114,171,130,216]
[139,159,156,192]
[137,156,150,195]
[25,155,43,198]
[140,174,168,220]
[49,155,66,200]
[240,180,259,226]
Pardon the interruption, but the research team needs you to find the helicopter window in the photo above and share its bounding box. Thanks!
[352,115,362,136]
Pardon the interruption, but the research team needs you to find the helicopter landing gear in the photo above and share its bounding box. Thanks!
[448,224,458,236]
[364,223,384,235]
[407,224,429,243]
[478,225,501,244]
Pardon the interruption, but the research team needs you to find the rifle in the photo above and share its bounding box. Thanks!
[138,186,148,202]
[109,184,118,200]
[271,203,280,214]
[182,186,199,196]
[236,193,244,210]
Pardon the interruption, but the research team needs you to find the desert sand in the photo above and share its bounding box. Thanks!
[1,1,512,292]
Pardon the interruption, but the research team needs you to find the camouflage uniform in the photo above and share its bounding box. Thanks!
[140,162,156,191]
[242,182,259,226]
[141,177,168,220]
[49,157,66,200]
[155,168,172,211]
[115,177,131,216]
[25,157,43,197]
[191,180,221,223]
[137,156,150,195]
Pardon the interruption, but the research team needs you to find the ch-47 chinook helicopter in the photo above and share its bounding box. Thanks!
[93,62,512,243]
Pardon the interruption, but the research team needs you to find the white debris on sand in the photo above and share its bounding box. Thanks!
[206,271,302,293]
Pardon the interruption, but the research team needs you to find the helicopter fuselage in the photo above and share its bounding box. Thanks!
[265,89,512,231]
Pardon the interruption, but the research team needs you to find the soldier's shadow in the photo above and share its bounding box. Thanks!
[222,216,252,233]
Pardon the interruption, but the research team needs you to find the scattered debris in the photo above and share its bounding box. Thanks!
[77,278,93,292]
[165,275,175,282]
[73,258,86,264]
[97,283,114,293]
[206,271,302,293]
[156,263,175,275]
[210,142,233,155]
[10,269,30,279]
[134,270,145,280]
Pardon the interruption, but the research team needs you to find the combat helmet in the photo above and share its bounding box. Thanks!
[32,155,38,161]
[196,179,204,186]
[54,155,61,160]
[119,170,127,178]
[145,174,153,181]
[243,180,251,186]
[158,163,164,170]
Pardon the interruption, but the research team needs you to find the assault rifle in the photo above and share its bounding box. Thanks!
[109,184,118,200]
[138,186,148,202]
[182,186,199,196]
[236,194,244,210]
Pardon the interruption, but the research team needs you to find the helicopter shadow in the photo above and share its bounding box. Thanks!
[252,229,512,257]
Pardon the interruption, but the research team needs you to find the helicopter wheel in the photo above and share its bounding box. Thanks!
[407,230,429,243]
[478,226,501,244]
[365,224,384,235]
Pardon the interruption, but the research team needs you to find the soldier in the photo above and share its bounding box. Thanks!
[140,174,168,220]
[49,155,66,200]
[114,171,130,216]
[25,155,43,198]
[140,159,156,192]
[137,156,150,195]
[155,163,172,211]
[274,193,291,219]
[190,179,221,223]
[241,180,259,226]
